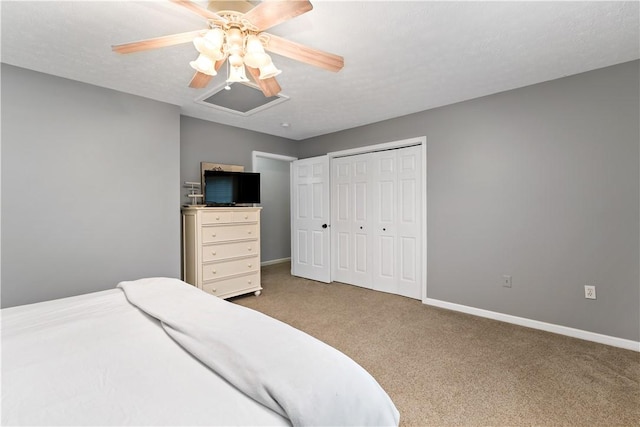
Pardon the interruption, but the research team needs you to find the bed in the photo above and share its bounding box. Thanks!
[1,277,399,426]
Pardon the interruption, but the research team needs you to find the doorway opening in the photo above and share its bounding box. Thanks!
[252,151,297,266]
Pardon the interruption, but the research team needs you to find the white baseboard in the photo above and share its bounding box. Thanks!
[261,257,291,267]
[423,298,640,352]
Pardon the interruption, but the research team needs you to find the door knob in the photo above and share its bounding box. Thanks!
[322,224,328,229]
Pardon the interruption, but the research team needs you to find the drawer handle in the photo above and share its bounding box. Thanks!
[248,280,252,285]
[248,247,252,251]
[212,251,217,256]
[211,233,217,237]
[216,216,220,220]
[247,230,252,234]
[212,270,217,274]
[244,215,249,219]
[211,288,217,293]
[248,264,252,268]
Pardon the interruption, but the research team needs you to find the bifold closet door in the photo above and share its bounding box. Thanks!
[332,153,372,288]
[371,146,422,299]
[331,145,422,299]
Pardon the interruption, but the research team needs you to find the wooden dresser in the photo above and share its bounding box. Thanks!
[181,206,262,299]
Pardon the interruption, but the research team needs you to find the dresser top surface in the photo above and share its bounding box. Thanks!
[182,206,262,212]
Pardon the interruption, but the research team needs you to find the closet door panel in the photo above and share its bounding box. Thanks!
[400,236,417,282]
[400,179,417,224]
[354,233,369,275]
[351,153,372,287]
[332,157,353,284]
[371,150,399,294]
[379,235,396,278]
[395,146,422,299]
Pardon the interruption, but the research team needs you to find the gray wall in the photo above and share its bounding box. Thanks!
[180,116,297,193]
[254,156,292,262]
[180,115,297,263]
[298,60,640,342]
[1,64,181,308]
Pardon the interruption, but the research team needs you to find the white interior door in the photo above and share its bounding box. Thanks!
[291,156,331,283]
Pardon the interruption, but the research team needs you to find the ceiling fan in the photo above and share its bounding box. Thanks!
[112,0,344,97]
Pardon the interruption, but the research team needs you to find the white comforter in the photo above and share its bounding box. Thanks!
[2,288,289,426]
[118,277,400,426]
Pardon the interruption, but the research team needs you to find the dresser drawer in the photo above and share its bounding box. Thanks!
[202,240,259,262]
[231,210,259,223]
[201,211,233,224]
[202,273,260,298]
[202,256,259,281]
[202,224,259,243]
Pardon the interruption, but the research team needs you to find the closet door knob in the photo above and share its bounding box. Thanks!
[322,224,328,229]
[359,226,363,230]
[383,228,386,231]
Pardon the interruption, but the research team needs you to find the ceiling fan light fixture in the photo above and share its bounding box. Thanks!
[227,64,250,83]
[258,58,282,80]
[228,53,244,68]
[226,27,244,47]
[113,0,345,97]
[204,27,225,45]
[244,51,270,68]
[244,35,270,68]
[193,36,225,60]
[245,35,265,53]
[190,54,217,76]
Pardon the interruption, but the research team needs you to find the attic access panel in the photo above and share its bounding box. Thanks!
[196,82,289,116]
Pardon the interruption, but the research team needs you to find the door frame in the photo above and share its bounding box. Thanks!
[252,151,298,266]
[327,136,427,301]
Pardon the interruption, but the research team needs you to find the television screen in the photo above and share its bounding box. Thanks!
[204,171,260,205]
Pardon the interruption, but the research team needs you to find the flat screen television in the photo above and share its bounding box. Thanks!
[203,170,260,206]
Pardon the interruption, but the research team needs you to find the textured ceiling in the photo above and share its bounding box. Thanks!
[1,1,638,140]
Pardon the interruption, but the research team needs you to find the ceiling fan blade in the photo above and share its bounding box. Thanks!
[246,66,282,97]
[262,33,344,72]
[189,71,214,88]
[188,57,227,88]
[112,30,205,54]
[170,0,229,23]
[242,0,313,31]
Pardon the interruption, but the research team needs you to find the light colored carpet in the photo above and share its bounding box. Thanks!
[232,262,639,426]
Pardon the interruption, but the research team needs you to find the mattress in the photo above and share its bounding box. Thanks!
[1,288,290,426]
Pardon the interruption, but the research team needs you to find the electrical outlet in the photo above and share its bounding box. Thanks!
[502,275,512,288]
[585,285,596,300]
